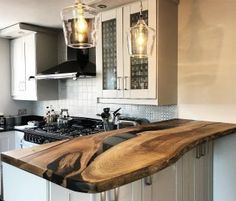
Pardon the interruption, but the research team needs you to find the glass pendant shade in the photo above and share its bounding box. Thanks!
[61,1,98,49]
[127,3,156,58]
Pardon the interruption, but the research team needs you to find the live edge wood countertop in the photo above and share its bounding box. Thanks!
[2,119,236,193]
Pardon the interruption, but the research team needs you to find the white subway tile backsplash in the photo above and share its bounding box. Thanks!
[33,79,177,122]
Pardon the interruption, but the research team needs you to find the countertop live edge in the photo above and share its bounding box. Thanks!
[2,119,236,193]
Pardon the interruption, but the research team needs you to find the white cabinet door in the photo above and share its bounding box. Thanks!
[50,182,97,201]
[10,32,58,101]
[11,37,26,98]
[24,33,37,100]
[213,133,236,201]
[11,34,37,100]
[149,161,182,201]
[182,142,213,201]
[3,163,49,201]
[123,0,157,99]
[0,131,16,197]
[15,131,24,149]
[112,181,141,201]
[0,131,15,159]
[50,183,70,201]
[70,190,96,201]
[97,8,123,98]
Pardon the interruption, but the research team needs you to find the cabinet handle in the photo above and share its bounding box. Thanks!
[117,77,123,91]
[113,188,119,201]
[196,145,201,159]
[29,76,35,80]
[69,192,71,201]
[100,188,119,201]
[201,142,206,156]
[117,77,121,90]
[124,76,129,90]
[144,176,152,186]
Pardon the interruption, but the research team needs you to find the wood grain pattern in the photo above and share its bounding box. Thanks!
[2,119,236,193]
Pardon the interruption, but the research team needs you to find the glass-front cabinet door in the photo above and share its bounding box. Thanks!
[123,0,157,99]
[97,8,123,98]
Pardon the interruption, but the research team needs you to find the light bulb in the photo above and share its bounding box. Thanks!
[135,26,147,54]
[77,15,88,34]
[74,4,89,43]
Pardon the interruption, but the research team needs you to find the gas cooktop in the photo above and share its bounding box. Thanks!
[24,117,104,144]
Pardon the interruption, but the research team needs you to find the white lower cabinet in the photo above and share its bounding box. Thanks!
[50,183,70,201]
[150,163,183,201]
[0,132,15,155]
[3,163,49,201]
[182,142,213,201]
[14,131,24,149]
[50,183,98,201]
[213,133,236,201]
[0,131,16,197]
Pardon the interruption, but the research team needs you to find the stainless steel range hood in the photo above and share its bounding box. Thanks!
[33,60,96,80]
[32,47,96,80]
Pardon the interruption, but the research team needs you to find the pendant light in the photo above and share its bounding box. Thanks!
[61,0,98,49]
[127,0,156,58]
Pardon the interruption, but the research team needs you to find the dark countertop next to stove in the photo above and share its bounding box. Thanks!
[0,115,43,133]
[2,119,236,193]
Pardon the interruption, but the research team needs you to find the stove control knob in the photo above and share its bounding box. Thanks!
[43,139,50,144]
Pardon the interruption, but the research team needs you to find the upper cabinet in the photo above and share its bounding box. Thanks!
[10,30,58,101]
[97,0,178,105]
[97,8,124,99]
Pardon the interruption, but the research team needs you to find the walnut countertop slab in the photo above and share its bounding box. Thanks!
[2,119,236,193]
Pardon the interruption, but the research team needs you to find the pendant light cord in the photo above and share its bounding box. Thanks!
[139,0,143,19]
[75,0,82,4]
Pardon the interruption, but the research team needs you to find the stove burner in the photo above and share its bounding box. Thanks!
[24,117,104,144]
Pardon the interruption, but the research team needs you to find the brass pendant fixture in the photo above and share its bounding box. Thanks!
[127,0,156,58]
[61,0,98,49]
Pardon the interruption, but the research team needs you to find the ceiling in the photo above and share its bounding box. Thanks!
[0,0,137,30]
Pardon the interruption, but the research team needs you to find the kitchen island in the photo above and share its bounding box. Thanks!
[2,119,236,201]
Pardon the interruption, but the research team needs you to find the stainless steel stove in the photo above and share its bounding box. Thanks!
[24,117,104,144]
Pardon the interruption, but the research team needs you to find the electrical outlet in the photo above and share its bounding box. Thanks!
[18,109,27,116]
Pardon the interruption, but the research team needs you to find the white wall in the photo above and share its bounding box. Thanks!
[0,38,33,116]
[178,0,236,123]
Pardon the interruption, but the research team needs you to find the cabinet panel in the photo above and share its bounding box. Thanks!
[0,131,15,158]
[97,8,123,98]
[10,32,58,101]
[11,34,36,100]
[151,162,182,201]
[123,0,156,99]
[3,163,49,201]
[11,38,26,97]
[50,183,69,201]
[24,34,37,100]
[14,131,24,149]
[182,142,213,201]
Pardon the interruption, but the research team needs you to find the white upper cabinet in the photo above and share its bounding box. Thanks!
[11,32,58,101]
[123,0,157,99]
[97,0,178,105]
[97,7,123,98]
